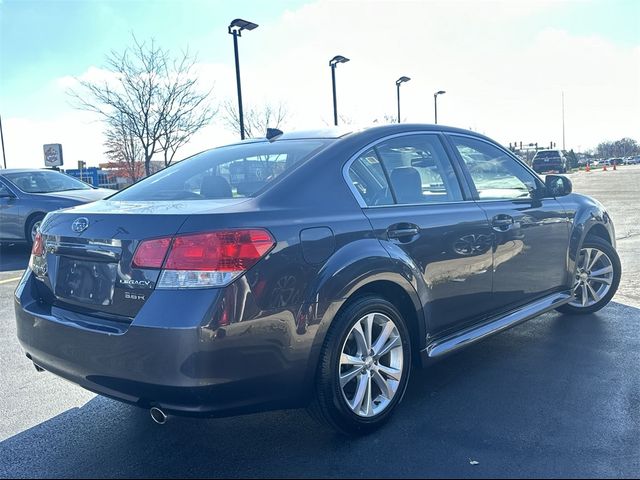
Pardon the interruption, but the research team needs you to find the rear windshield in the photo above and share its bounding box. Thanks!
[534,151,561,159]
[112,139,330,201]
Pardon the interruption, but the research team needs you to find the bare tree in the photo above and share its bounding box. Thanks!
[372,114,398,124]
[597,138,639,158]
[103,113,144,182]
[222,100,288,138]
[68,36,215,176]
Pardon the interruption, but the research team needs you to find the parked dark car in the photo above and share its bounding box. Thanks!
[532,149,568,174]
[14,125,621,434]
[0,169,114,245]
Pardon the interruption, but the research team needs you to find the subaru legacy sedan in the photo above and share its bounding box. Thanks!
[14,124,620,434]
[0,169,114,245]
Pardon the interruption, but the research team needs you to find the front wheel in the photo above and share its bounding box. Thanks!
[25,214,45,246]
[308,296,411,435]
[556,237,621,315]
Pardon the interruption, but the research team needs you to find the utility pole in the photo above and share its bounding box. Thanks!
[562,91,566,151]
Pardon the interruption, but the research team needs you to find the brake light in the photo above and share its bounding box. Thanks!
[132,229,275,289]
[31,232,44,257]
[132,237,172,269]
[29,232,46,275]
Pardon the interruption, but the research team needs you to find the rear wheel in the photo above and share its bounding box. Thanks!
[308,295,411,435]
[556,237,621,315]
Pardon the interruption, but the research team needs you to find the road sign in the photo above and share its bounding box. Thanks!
[43,144,63,167]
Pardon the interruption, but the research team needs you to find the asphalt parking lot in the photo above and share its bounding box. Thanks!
[1,166,639,478]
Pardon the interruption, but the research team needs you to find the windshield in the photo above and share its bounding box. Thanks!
[112,139,330,201]
[5,170,92,193]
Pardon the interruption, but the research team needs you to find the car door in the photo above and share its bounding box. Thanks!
[346,133,495,335]
[0,179,23,240]
[447,134,571,312]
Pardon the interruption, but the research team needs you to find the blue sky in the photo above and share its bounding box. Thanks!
[1,0,638,167]
[1,0,306,117]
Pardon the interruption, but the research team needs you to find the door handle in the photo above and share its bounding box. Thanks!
[491,215,514,231]
[387,227,420,239]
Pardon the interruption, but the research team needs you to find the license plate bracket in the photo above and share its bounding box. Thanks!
[55,257,117,306]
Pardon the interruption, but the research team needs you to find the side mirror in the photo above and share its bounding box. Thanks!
[545,175,572,197]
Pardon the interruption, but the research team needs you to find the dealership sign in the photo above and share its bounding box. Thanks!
[43,143,63,167]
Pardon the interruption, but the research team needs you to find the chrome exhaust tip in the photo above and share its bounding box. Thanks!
[150,407,168,425]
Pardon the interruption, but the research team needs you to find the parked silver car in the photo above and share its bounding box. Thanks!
[0,169,114,244]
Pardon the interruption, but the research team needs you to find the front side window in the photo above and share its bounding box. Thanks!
[112,140,329,201]
[375,135,463,205]
[451,136,539,200]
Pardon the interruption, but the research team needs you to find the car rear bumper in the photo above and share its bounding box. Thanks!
[14,270,309,416]
[533,163,565,173]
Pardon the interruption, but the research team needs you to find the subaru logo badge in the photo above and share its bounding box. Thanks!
[71,217,89,233]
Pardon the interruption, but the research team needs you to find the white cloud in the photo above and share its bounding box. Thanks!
[3,0,638,169]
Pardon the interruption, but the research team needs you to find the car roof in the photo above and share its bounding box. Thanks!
[226,123,495,145]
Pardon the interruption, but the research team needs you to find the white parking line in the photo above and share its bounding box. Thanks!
[0,276,21,285]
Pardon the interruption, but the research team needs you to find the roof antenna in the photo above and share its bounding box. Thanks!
[266,128,283,142]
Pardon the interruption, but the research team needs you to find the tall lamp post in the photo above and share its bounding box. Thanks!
[434,90,446,124]
[395,76,410,123]
[329,55,350,126]
[228,18,258,140]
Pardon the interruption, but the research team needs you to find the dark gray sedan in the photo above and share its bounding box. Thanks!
[0,169,114,244]
[14,125,621,435]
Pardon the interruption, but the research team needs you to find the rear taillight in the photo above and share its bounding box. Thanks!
[31,232,44,256]
[29,232,45,275]
[132,237,172,269]
[132,229,275,289]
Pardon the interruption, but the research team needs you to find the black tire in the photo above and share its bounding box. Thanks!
[556,237,621,315]
[307,295,412,436]
[25,214,45,247]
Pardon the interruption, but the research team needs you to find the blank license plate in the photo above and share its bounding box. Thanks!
[55,257,117,306]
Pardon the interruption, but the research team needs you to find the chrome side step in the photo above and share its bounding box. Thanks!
[424,291,572,359]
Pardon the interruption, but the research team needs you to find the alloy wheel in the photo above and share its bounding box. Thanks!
[31,220,42,243]
[339,312,404,417]
[569,247,614,308]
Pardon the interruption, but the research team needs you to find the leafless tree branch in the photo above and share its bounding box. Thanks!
[68,35,216,176]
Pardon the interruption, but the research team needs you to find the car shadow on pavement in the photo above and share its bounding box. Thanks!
[1,302,639,478]
[0,244,30,272]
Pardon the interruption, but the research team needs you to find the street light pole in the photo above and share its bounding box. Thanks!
[562,91,566,150]
[228,18,258,140]
[434,90,446,124]
[329,55,350,126]
[331,66,337,126]
[0,114,6,168]
[395,76,410,123]
[397,84,401,123]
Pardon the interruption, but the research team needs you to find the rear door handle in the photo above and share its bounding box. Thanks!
[387,227,420,239]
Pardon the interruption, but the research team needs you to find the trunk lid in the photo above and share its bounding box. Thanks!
[33,199,249,320]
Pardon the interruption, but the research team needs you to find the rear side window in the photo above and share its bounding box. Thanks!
[348,149,393,206]
[348,135,463,206]
[112,140,329,201]
[375,135,463,205]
